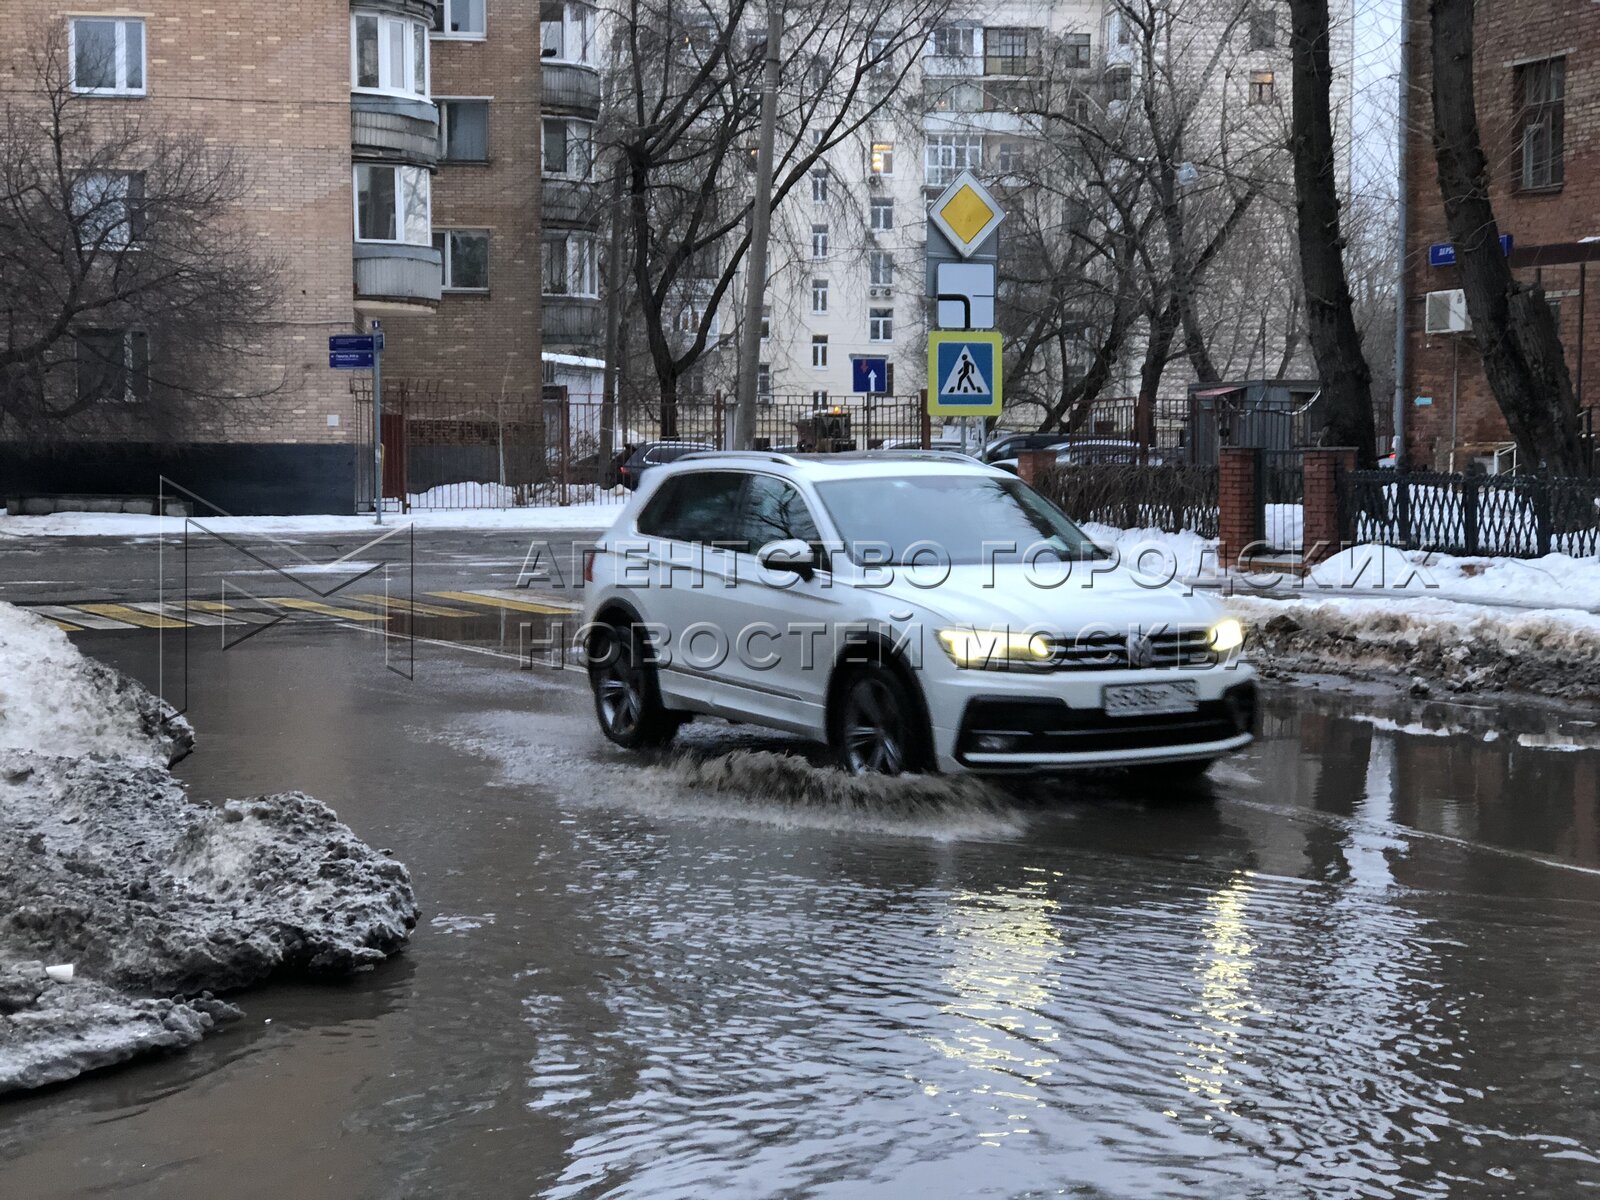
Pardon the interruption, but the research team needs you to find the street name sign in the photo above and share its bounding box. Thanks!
[927,331,1002,417]
[329,334,375,370]
[1429,234,1512,268]
[851,356,889,394]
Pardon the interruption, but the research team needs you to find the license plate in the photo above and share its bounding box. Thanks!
[1103,681,1199,717]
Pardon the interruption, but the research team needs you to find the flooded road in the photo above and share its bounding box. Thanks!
[3,624,1599,1199]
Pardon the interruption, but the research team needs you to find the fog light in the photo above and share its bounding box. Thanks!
[974,733,1018,753]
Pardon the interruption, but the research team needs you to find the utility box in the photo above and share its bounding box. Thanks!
[1186,379,1326,464]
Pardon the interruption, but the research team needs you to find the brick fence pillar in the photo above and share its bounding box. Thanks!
[1016,449,1054,487]
[1301,447,1358,564]
[1218,447,1262,568]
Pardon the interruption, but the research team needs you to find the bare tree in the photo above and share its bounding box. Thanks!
[1428,0,1584,473]
[603,0,944,434]
[0,24,281,440]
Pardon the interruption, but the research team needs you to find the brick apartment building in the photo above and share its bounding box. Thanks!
[1404,1,1598,472]
[1,1,543,512]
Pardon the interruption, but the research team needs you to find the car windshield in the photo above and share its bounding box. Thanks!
[815,474,1106,567]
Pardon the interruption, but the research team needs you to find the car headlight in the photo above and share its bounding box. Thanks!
[938,627,1054,670]
[1208,617,1246,653]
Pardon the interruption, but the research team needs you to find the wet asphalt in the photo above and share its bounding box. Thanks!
[1,610,1599,1199]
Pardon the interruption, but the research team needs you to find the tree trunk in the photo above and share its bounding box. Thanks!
[1130,299,1180,437]
[1289,0,1378,466]
[1429,0,1585,473]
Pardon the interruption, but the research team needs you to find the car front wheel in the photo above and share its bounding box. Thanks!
[830,665,930,777]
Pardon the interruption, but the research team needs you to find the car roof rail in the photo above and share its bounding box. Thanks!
[675,449,801,466]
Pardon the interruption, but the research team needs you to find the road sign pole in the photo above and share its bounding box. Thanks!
[372,320,383,526]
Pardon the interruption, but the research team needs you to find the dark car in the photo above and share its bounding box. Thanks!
[981,431,1073,464]
[617,441,716,490]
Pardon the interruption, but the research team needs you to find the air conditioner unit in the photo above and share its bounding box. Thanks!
[868,175,885,188]
[1425,289,1471,335]
[868,286,889,298]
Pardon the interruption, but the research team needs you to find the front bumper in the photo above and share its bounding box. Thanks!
[929,670,1258,773]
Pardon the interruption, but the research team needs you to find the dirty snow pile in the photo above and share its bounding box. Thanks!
[0,602,417,1094]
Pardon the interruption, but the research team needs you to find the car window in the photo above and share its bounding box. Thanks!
[636,470,747,546]
[737,475,824,562]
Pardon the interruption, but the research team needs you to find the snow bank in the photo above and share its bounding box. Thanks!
[0,602,416,1094]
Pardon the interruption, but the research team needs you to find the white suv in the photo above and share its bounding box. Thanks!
[581,452,1256,779]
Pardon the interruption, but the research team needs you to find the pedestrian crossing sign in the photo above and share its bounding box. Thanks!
[927,331,1002,416]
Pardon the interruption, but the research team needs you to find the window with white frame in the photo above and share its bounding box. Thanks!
[1519,57,1566,190]
[77,330,149,405]
[355,164,431,244]
[869,308,893,342]
[984,27,1040,75]
[811,166,829,204]
[870,197,894,231]
[353,11,430,98]
[870,141,895,176]
[541,0,599,64]
[1106,66,1132,102]
[757,363,771,395]
[868,33,894,84]
[543,233,599,296]
[1064,32,1092,69]
[70,18,145,95]
[811,335,828,368]
[434,229,489,290]
[72,171,146,250]
[869,251,893,287]
[929,23,978,60]
[1248,70,1274,105]
[811,278,829,314]
[811,224,829,258]
[761,305,771,340]
[543,117,593,177]
[439,99,489,161]
[811,390,830,406]
[434,0,486,38]
[925,134,984,186]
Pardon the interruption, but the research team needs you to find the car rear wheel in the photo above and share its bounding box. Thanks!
[588,622,680,750]
[830,665,929,777]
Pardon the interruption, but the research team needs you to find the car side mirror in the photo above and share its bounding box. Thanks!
[756,538,816,581]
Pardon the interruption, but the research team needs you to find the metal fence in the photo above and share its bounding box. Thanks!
[1262,450,1305,554]
[1034,462,1219,538]
[1340,470,1600,558]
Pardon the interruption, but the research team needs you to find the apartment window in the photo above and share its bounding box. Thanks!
[869,308,893,342]
[761,306,771,340]
[434,229,489,290]
[870,141,895,176]
[870,197,894,231]
[928,80,984,113]
[1116,15,1133,46]
[812,278,829,314]
[1249,7,1277,50]
[355,164,431,244]
[811,390,830,406]
[76,330,149,405]
[930,23,978,59]
[811,224,829,258]
[353,12,430,98]
[543,116,593,177]
[1248,70,1275,105]
[869,251,893,287]
[1519,57,1566,190]
[926,134,984,187]
[807,57,829,95]
[997,142,1027,174]
[757,364,771,395]
[1106,66,1132,102]
[440,99,490,161]
[811,166,829,204]
[812,335,829,368]
[868,33,894,84]
[541,1,599,64]
[543,233,599,296]
[434,0,486,37]
[985,27,1039,75]
[72,171,146,250]
[70,17,144,95]
[1064,33,1092,69]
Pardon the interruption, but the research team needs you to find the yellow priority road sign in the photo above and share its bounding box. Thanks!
[927,171,1005,259]
[927,330,1002,417]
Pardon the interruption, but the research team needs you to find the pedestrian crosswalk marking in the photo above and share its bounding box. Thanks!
[428,590,578,615]
[185,600,289,625]
[349,593,477,618]
[32,605,128,631]
[76,603,189,629]
[259,597,387,622]
[127,602,233,627]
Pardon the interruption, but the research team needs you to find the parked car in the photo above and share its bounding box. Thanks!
[617,441,716,490]
[981,432,1073,464]
[993,439,1165,474]
[880,436,972,455]
[582,451,1256,779]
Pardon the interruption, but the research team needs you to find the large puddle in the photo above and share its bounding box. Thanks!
[3,628,1599,1198]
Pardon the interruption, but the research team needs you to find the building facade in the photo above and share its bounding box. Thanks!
[2,0,543,513]
[1403,1,1598,472]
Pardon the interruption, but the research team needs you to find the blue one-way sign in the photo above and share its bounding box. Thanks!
[852,356,889,394]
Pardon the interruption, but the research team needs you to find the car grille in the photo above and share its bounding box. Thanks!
[1036,627,1216,671]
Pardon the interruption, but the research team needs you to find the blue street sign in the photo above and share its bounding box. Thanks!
[1429,234,1512,267]
[927,331,1002,417]
[329,350,375,370]
[852,356,889,394]
[330,334,375,353]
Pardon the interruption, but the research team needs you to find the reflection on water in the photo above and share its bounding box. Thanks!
[4,634,1600,1199]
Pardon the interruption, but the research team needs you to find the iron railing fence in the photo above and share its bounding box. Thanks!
[1262,449,1305,553]
[1340,470,1600,558]
[1034,461,1220,538]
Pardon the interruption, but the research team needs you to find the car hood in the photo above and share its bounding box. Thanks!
[886,562,1223,635]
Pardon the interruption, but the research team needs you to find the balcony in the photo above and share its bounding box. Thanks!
[542,61,601,118]
[355,0,438,20]
[352,93,441,168]
[354,242,442,311]
[542,177,599,229]
[542,296,603,348]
